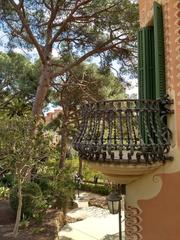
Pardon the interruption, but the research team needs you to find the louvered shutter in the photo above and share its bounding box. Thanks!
[138,29,144,99]
[138,27,155,143]
[143,27,155,99]
[138,27,155,100]
[154,1,166,99]
[138,29,145,142]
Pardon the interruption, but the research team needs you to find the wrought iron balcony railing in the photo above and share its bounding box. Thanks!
[74,96,173,165]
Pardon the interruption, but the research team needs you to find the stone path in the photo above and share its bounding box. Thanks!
[59,192,125,240]
[0,193,125,240]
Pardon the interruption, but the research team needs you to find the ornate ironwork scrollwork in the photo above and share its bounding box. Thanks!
[74,96,173,164]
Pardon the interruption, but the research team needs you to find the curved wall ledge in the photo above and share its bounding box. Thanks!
[85,160,163,184]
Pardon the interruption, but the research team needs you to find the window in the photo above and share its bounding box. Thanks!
[138,1,166,100]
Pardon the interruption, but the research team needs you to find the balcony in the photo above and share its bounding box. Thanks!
[74,96,173,184]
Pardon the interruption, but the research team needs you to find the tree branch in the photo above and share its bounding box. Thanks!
[52,37,125,78]
[49,0,92,45]
[9,0,45,63]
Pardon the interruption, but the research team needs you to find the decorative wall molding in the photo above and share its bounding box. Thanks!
[174,1,180,108]
[125,206,143,240]
[125,1,180,239]
[164,0,174,92]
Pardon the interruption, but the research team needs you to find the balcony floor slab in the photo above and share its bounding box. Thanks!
[84,160,163,184]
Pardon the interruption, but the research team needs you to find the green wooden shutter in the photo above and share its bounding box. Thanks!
[138,27,155,143]
[138,29,144,100]
[143,27,155,100]
[138,27,155,100]
[154,1,166,99]
[138,29,145,141]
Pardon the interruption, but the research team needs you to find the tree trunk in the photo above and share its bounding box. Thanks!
[32,65,51,117]
[59,118,68,169]
[78,158,83,177]
[13,178,22,238]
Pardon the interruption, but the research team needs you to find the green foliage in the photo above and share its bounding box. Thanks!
[35,158,76,210]
[9,182,47,220]
[70,157,105,182]
[80,183,111,196]
[0,114,50,179]
[0,51,39,116]
[0,0,138,77]
[0,183,10,198]
[0,114,51,223]
[1,172,15,187]
[49,63,126,113]
[19,218,30,229]
[82,162,105,182]
[52,165,75,209]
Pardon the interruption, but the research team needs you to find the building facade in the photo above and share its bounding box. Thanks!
[74,0,180,239]
[125,1,180,239]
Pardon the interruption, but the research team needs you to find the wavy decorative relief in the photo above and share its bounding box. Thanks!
[125,2,180,239]
[174,0,180,98]
[164,0,174,92]
[125,206,143,240]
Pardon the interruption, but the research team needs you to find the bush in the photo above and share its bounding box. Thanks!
[1,172,15,187]
[34,175,54,206]
[51,166,76,210]
[9,182,47,220]
[35,164,76,211]
[0,183,9,198]
[80,183,110,195]
[35,176,51,194]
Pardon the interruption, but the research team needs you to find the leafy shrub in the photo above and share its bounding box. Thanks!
[80,182,110,195]
[9,182,47,220]
[70,158,105,181]
[1,173,15,187]
[50,165,75,210]
[35,164,76,211]
[35,176,51,194]
[34,175,54,206]
[0,183,9,198]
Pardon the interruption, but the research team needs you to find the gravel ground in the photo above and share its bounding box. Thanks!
[59,192,125,240]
